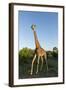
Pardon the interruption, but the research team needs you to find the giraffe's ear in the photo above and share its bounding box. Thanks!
[34,25,36,28]
[31,25,33,30]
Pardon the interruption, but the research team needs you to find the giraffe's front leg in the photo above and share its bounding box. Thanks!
[30,54,36,75]
[36,56,40,74]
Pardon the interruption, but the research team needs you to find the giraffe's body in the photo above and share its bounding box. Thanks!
[30,25,48,75]
[36,48,46,56]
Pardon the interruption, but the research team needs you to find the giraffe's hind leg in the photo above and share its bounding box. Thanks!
[36,56,40,74]
[40,56,43,71]
[44,53,48,72]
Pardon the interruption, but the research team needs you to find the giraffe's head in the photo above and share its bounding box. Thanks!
[31,24,36,31]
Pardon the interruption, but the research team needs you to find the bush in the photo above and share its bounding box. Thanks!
[52,47,58,57]
[19,47,34,64]
[46,51,53,58]
[52,52,58,57]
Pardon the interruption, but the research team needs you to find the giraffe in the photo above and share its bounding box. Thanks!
[30,24,48,75]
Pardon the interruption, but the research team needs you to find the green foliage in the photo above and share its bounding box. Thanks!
[53,47,58,52]
[52,51,58,57]
[47,51,53,58]
[19,47,34,64]
[47,47,58,58]
[53,47,58,57]
[19,47,34,58]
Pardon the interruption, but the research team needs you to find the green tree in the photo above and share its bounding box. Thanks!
[19,47,34,64]
[47,51,53,58]
[52,47,58,57]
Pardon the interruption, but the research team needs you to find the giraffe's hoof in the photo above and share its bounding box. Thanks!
[30,72,32,75]
[36,71,38,74]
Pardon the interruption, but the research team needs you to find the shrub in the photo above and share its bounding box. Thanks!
[46,51,53,58]
[53,47,58,57]
[19,47,34,64]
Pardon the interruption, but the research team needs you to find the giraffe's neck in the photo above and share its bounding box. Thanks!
[33,30,41,49]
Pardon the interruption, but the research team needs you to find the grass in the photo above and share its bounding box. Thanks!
[19,57,58,79]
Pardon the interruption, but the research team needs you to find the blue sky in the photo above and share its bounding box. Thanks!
[18,11,58,51]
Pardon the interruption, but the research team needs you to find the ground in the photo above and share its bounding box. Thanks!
[19,57,58,79]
